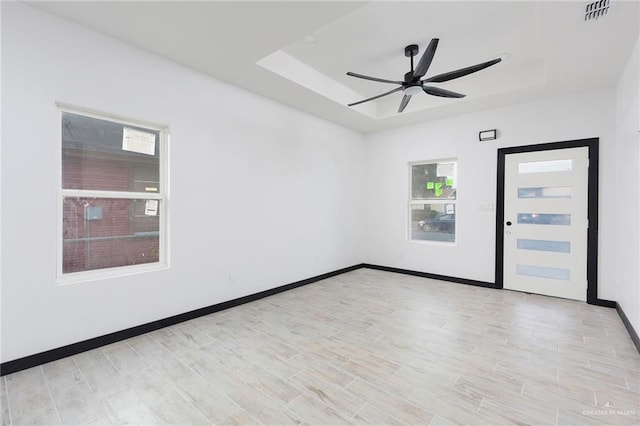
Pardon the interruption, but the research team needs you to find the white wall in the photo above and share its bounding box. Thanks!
[615,35,640,334]
[363,89,618,299]
[0,3,365,362]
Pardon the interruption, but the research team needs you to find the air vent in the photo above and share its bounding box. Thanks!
[585,0,611,21]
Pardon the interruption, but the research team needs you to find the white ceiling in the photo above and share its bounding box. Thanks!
[28,1,640,133]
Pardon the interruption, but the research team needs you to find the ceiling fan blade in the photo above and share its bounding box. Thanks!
[413,38,439,79]
[348,86,403,107]
[398,94,412,113]
[423,58,501,83]
[346,72,403,85]
[423,86,466,98]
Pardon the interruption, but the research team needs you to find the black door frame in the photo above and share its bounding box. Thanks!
[495,137,612,307]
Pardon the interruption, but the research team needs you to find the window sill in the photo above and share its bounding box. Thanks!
[409,239,457,246]
[56,262,168,286]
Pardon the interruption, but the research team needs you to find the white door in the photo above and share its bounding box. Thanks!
[503,147,589,301]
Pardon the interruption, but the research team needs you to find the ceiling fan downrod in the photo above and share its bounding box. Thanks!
[405,44,419,82]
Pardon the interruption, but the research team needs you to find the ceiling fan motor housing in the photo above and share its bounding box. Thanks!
[404,71,419,83]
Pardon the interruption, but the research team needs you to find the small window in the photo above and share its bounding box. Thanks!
[59,108,167,280]
[410,160,457,242]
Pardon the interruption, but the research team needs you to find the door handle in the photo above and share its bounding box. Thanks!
[506,221,512,226]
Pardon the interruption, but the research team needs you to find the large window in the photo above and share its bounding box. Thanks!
[410,159,457,243]
[59,108,167,280]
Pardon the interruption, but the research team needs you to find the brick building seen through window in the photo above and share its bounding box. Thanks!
[61,111,164,275]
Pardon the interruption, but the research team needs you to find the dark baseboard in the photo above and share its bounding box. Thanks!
[2,262,632,375]
[361,263,498,289]
[616,302,640,353]
[590,298,616,308]
[0,264,364,376]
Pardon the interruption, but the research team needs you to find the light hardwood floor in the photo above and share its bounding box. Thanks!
[2,269,639,425]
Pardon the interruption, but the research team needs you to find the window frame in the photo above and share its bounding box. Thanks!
[408,158,458,244]
[56,105,169,284]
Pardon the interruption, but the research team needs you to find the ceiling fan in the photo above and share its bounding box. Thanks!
[346,38,502,113]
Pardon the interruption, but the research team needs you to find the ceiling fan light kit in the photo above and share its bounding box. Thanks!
[346,38,502,113]
[403,85,423,96]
